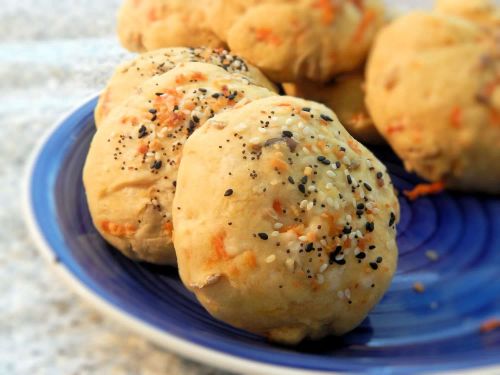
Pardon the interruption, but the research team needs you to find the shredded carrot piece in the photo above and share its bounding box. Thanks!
[413,282,425,293]
[347,138,362,155]
[212,231,229,261]
[164,221,173,236]
[490,109,500,126]
[386,123,405,134]
[480,318,500,333]
[349,0,364,11]
[147,7,158,21]
[271,158,288,172]
[272,199,282,215]
[450,106,462,129]
[137,144,149,154]
[352,10,376,43]
[101,221,136,236]
[312,0,338,24]
[254,28,282,45]
[403,181,445,201]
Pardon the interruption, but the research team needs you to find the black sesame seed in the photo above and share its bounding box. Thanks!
[192,115,200,123]
[320,114,333,122]
[376,256,383,263]
[376,172,383,179]
[300,175,308,184]
[212,93,220,98]
[227,92,237,100]
[343,226,352,234]
[298,184,306,194]
[288,176,295,184]
[224,189,233,197]
[317,156,331,165]
[369,262,378,270]
[340,147,346,152]
[356,252,366,259]
[138,125,148,138]
[155,92,163,96]
[347,175,353,185]
[363,182,373,191]
[389,212,396,227]
[258,233,268,240]
[305,243,315,252]
[357,203,365,209]
[302,107,311,112]
[282,130,293,138]
[148,108,157,114]
[335,161,341,168]
[369,245,376,250]
[365,222,375,232]
[151,160,162,170]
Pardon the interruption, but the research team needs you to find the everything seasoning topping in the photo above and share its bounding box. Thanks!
[258,232,269,240]
[224,188,234,196]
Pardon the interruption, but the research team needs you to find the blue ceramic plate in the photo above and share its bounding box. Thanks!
[24,96,500,374]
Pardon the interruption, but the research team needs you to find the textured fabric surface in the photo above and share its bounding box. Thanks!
[0,0,473,374]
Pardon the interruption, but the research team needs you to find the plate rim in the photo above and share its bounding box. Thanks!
[21,94,500,375]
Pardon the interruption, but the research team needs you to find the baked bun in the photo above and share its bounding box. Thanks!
[435,0,500,28]
[117,0,224,52]
[173,95,399,344]
[284,72,383,144]
[207,0,386,82]
[366,12,500,193]
[95,47,277,127]
[84,62,276,265]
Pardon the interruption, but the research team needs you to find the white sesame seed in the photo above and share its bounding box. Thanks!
[360,190,366,199]
[306,201,314,211]
[298,235,308,242]
[344,169,349,175]
[271,116,278,122]
[326,170,336,178]
[349,232,356,239]
[249,137,261,144]
[354,248,360,255]
[285,258,295,271]
[356,230,363,238]
[319,263,328,273]
[146,152,154,158]
[300,200,308,209]
[271,231,279,237]
[155,153,161,161]
[318,134,326,140]
[235,122,247,131]
[331,163,338,170]
[335,253,344,261]
[337,290,345,299]
[302,147,310,154]
[346,214,352,222]
[303,126,312,135]
[320,239,327,247]
[326,197,335,207]
[317,274,325,284]
[298,122,304,129]
[366,202,374,210]
[325,182,333,190]
[285,118,293,125]
[258,127,267,133]
[308,185,316,192]
[334,201,340,210]
[345,288,351,299]
[366,159,373,168]
[265,254,276,263]
[274,222,283,229]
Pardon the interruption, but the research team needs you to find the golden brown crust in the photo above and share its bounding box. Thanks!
[366,12,500,193]
[117,0,225,52]
[95,47,278,127]
[173,95,399,343]
[84,63,276,264]
[208,0,386,82]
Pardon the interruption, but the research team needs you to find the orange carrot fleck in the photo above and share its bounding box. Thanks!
[413,282,425,293]
[137,144,149,154]
[490,109,500,126]
[352,10,376,43]
[403,181,445,201]
[147,7,158,21]
[271,158,288,172]
[212,231,229,260]
[480,318,500,333]
[348,138,362,155]
[386,123,405,135]
[312,0,338,24]
[450,106,462,129]
[254,28,282,45]
[164,221,173,236]
[272,199,282,215]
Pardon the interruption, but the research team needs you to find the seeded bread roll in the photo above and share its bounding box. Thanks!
[284,71,383,144]
[84,62,276,265]
[207,0,386,83]
[95,47,277,127]
[117,0,224,52]
[366,12,500,193]
[173,95,399,344]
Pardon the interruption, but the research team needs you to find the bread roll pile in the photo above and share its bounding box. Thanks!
[83,0,499,344]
